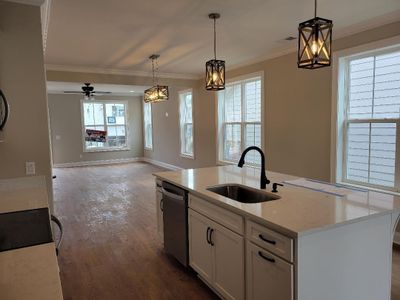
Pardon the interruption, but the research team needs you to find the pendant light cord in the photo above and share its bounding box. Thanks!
[314,0,317,18]
[214,17,217,60]
[151,57,155,86]
[155,58,159,86]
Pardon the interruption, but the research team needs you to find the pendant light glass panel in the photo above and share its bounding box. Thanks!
[206,59,225,91]
[144,85,169,103]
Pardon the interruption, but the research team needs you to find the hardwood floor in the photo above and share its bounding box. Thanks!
[53,162,400,299]
[53,162,218,300]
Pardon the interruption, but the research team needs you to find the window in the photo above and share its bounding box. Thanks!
[179,90,194,157]
[217,74,263,165]
[82,101,128,151]
[335,43,400,192]
[143,102,153,150]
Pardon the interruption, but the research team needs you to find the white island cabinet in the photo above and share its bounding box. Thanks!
[154,165,400,300]
[189,196,245,300]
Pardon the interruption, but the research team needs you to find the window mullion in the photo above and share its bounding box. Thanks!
[102,103,107,147]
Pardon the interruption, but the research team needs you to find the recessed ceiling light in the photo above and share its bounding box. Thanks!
[130,90,135,92]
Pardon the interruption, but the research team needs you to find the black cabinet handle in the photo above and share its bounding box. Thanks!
[209,228,214,246]
[160,199,163,212]
[258,251,275,263]
[259,234,276,245]
[206,227,210,244]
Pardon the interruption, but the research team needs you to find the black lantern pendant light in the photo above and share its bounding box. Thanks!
[297,0,333,69]
[144,54,169,103]
[206,13,225,91]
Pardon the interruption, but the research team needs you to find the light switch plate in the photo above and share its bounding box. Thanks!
[25,162,36,175]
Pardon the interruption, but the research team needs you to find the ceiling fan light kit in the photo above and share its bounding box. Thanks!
[144,54,169,103]
[205,13,225,91]
[297,0,333,69]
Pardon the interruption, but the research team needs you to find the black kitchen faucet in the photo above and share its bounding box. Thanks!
[238,146,270,189]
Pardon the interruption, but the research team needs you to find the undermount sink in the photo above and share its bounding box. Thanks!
[206,184,280,203]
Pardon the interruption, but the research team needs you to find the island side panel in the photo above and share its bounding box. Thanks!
[296,214,392,300]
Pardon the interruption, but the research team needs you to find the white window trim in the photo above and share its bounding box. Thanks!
[215,71,265,166]
[80,99,130,153]
[178,89,195,159]
[331,35,400,194]
[143,101,154,151]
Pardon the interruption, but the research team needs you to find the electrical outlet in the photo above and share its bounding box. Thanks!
[25,162,36,175]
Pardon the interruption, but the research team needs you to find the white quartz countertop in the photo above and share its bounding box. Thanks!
[0,243,63,300]
[154,165,400,237]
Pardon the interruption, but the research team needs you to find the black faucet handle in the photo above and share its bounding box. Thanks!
[271,183,284,193]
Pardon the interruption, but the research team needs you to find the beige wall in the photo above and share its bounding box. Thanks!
[143,83,218,169]
[0,2,53,206]
[45,71,204,168]
[46,21,400,181]
[48,94,143,165]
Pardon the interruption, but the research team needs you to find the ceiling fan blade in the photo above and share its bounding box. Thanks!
[92,91,112,94]
[63,91,83,94]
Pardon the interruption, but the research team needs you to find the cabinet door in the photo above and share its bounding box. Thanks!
[246,241,293,300]
[212,222,245,300]
[156,190,163,239]
[188,209,213,283]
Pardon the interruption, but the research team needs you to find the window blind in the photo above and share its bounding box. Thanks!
[218,76,262,165]
[179,91,193,156]
[345,50,400,190]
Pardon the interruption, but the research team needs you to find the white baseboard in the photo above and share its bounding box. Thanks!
[53,156,182,171]
[53,157,142,168]
[141,157,182,171]
[394,232,400,245]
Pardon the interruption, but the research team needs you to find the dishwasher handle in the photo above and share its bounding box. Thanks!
[161,187,185,201]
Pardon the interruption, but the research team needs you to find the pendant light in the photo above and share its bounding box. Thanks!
[205,13,225,91]
[144,54,169,103]
[297,0,333,69]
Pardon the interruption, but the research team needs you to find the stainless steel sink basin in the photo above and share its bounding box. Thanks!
[206,184,280,203]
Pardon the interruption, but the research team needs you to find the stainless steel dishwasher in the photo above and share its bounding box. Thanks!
[161,181,188,267]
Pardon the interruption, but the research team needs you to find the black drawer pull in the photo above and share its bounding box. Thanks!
[258,251,275,263]
[259,234,276,245]
[209,228,214,246]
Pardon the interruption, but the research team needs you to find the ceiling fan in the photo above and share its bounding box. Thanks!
[63,83,111,98]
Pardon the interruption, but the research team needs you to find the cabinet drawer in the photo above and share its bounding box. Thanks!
[189,194,244,235]
[246,241,293,300]
[246,220,293,262]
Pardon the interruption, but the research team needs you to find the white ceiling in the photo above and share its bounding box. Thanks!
[45,0,400,77]
[47,81,148,97]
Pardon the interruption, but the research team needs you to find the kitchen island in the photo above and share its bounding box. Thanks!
[154,165,400,300]
[0,176,63,300]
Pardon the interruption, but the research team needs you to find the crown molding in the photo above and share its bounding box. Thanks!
[45,64,200,80]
